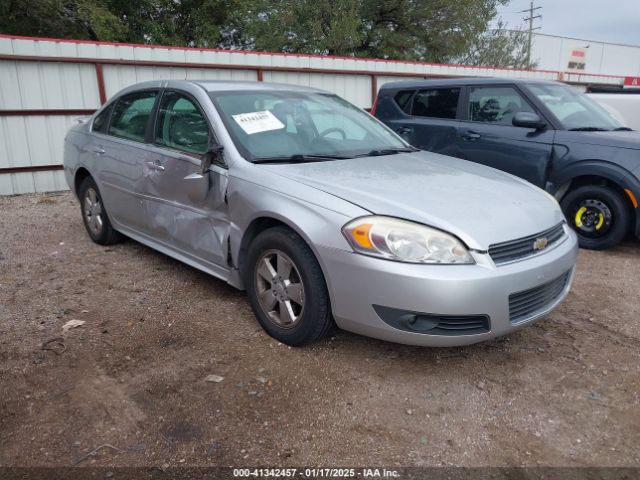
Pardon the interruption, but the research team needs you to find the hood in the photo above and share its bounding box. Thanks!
[260,152,564,250]
[555,130,640,150]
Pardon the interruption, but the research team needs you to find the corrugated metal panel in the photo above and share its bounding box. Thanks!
[0,60,100,109]
[0,115,77,194]
[564,73,624,85]
[263,71,372,108]
[0,35,628,195]
[103,65,257,97]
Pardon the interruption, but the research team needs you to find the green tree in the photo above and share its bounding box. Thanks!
[0,0,532,69]
[356,0,508,62]
[0,0,127,41]
[240,0,363,55]
[460,20,536,69]
[0,0,241,45]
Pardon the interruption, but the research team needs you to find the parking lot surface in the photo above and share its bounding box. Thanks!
[1,192,639,467]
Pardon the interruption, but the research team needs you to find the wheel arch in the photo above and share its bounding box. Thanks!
[73,166,93,198]
[233,214,335,294]
[553,161,637,232]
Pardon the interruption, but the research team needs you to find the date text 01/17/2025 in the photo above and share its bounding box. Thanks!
[232,468,401,478]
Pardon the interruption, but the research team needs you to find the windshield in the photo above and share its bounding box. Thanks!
[209,90,408,162]
[528,84,623,131]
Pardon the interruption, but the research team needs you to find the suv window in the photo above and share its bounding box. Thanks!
[468,86,534,125]
[155,91,210,155]
[394,90,415,112]
[411,88,460,119]
[92,105,112,133]
[108,91,157,142]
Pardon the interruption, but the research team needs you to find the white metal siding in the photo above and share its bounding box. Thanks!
[0,35,629,195]
[532,33,640,77]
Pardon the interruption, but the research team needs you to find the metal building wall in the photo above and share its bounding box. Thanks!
[0,34,627,195]
[532,33,640,77]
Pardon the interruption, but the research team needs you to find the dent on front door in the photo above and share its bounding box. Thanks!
[144,156,230,268]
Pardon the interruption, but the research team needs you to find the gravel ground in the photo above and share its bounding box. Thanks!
[1,192,639,468]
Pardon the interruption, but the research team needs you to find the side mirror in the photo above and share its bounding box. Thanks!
[200,144,224,175]
[512,112,547,130]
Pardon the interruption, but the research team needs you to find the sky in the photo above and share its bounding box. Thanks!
[496,0,640,46]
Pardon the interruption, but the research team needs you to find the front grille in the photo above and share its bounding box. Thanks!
[489,223,566,265]
[373,305,490,336]
[509,270,572,323]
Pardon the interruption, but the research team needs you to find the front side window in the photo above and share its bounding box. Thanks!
[210,91,407,162]
[468,86,535,125]
[108,91,157,142]
[92,105,112,133]
[412,88,460,119]
[528,83,622,131]
[155,92,210,155]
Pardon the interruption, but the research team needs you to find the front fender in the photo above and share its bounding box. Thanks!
[226,176,368,291]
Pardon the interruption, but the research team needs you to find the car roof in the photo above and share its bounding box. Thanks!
[379,77,563,91]
[120,79,325,94]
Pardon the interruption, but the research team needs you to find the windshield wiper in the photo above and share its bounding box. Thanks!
[252,154,352,164]
[568,127,611,131]
[355,147,419,157]
[613,127,634,131]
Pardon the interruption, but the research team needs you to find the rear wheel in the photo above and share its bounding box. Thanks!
[561,185,630,250]
[78,176,123,245]
[245,227,333,346]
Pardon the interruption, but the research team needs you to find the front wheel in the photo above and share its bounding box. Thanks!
[561,185,630,250]
[245,227,333,346]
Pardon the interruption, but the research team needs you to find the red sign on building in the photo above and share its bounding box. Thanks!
[624,77,640,87]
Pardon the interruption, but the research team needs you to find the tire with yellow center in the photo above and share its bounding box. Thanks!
[561,185,630,250]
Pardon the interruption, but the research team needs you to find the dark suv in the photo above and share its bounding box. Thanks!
[373,78,640,249]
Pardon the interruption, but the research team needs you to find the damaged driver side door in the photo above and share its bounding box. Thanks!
[142,89,230,275]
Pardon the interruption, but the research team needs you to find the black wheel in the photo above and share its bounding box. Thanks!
[561,185,630,250]
[245,226,333,346]
[78,176,123,245]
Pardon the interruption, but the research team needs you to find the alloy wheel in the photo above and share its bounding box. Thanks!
[255,249,305,329]
[83,187,104,236]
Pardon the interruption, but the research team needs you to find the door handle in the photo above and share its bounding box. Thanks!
[396,126,413,135]
[92,146,105,155]
[462,130,481,141]
[146,160,165,172]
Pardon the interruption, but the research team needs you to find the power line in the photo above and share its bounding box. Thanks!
[523,0,542,66]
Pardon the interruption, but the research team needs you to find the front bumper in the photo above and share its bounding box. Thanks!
[319,225,578,346]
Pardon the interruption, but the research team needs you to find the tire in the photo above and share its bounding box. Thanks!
[78,176,123,245]
[561,185,630,250]
[245,226,333,346]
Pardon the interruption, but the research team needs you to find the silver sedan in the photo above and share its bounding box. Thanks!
[63,80,578,346]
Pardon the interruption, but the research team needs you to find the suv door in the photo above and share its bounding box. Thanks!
[94,89,159,234]
[143,89,230,273]
[456,85,555,188]
[386,87,462,157]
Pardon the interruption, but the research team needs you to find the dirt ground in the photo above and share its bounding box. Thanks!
[1,191,639,469]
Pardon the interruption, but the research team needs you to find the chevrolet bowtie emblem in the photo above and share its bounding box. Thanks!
[533,237,549,251]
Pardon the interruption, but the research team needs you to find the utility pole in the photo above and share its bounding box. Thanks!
[523,1,542,67]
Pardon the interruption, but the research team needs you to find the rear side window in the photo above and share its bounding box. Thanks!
[411,88,460,119]
[394,90,415,112]
[468,86,535,125]
[155,91,210,155]
[92,105,112,133]
[108,91,158,142]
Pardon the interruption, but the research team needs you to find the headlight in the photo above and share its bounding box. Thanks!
[342,216,474,264]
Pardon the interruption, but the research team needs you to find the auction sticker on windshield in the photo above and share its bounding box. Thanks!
[232,110,285,135]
